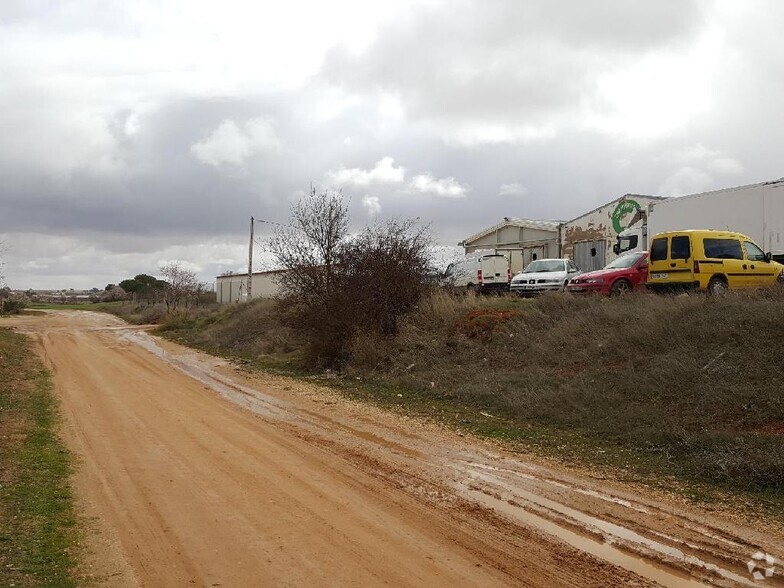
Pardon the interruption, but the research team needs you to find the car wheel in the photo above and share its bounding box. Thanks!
[707,277,727,296]
[467,284,478,295]
[610,279,631,297]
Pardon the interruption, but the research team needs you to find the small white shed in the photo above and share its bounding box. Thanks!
[215,270,283,304]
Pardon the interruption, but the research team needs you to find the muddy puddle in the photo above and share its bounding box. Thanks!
[455,462,764,587]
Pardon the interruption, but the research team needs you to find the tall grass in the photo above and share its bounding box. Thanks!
[349,289,784,493]
[156,298,302,364]
[134,288,784,496]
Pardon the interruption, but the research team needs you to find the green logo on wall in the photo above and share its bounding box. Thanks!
[611,199,641,234]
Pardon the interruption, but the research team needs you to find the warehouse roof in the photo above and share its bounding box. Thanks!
[460,218,563,246]
[216,269,285,279]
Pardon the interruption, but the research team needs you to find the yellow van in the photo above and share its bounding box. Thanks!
[646,230,784,294]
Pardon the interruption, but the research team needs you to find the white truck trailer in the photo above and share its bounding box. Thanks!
[614,178,784,262]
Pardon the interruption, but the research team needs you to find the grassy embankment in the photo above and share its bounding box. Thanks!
[0,328,79,587]
[29,301,156,322]
[29,301,223,327]
[156,289,784,515]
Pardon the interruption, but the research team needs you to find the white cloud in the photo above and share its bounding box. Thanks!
[191,120,250,167]
[124,111,141,136]
[585,28,724,140]
[157,259,203,274]
[409,173,469,198]
[20,260,49,270]
[671,144,743,174]
[706,156,744,175]
[2,232,264,290]
[657,166,713,196]
[499,182,527,196]
[362,195,381,216]
[654,143,744,196]
[191,118,279,167]
[245,118,281,151]
[327,156,405,186]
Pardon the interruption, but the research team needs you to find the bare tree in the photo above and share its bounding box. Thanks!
[100,284,128,302]
[270,189,349,306]
[270,190,434,368]
[160,262,199,314]
[270,190,351,365]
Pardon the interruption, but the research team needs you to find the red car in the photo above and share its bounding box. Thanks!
[566,251,648,296]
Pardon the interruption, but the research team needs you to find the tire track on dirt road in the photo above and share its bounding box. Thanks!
[7,311,783,587]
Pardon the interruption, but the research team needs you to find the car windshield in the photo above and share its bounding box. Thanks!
[522,260,564,273]
[604,252,645,269]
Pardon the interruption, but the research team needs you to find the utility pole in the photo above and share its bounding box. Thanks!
[247,215,254,300]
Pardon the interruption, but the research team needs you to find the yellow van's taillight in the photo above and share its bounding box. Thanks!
[693,260,700,274]
[477,270,483,284]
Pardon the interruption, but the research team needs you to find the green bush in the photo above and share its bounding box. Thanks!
[1,297,27,314]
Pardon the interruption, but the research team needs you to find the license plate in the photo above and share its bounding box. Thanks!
[651,272,668,279]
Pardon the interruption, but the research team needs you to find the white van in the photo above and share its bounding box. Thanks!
[444,252,511,293]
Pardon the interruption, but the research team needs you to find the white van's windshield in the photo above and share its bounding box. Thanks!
[523,260,564,273]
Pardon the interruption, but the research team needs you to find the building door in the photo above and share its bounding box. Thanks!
[509,250,524,274]
[573,240,606,272]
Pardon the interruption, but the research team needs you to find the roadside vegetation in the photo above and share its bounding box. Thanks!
[1,287,28,315]
[24,190,784,516]
[350,290,784,493]
[158,288,784,514]
[268,189,434,367]
[125,190,784,512]
[28,262,215,324]
[0,328,79,587]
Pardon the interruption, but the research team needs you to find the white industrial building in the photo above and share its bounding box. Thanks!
[460,194,665,273]
[459,218,563,274]
[215,270,282,304]
[559,194,665,271]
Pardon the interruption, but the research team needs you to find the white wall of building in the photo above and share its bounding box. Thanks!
[216,271,282,304]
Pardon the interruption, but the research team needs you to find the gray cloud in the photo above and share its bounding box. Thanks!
[1,1,783,288]
[320,0,706,141]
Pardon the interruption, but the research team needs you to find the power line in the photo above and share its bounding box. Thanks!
[253,218,297,230]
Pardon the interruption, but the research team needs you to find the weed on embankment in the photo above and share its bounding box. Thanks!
[347,290,784,505]
[0,328,79,587]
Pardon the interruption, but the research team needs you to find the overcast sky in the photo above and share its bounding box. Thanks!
[2,0,783,289]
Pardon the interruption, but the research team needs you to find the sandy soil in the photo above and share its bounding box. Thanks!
[6,310,783,587]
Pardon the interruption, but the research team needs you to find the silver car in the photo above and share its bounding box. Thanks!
[510,259,582,295]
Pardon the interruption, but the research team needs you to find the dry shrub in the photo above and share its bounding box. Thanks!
[454,309,520,340]
[137,304,168,324]
[351,288,784,492]
[158,298,301,362]
[347,331,394,374]
[271,190,434,369]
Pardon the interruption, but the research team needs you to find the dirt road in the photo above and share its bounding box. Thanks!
[7,311,783,587]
